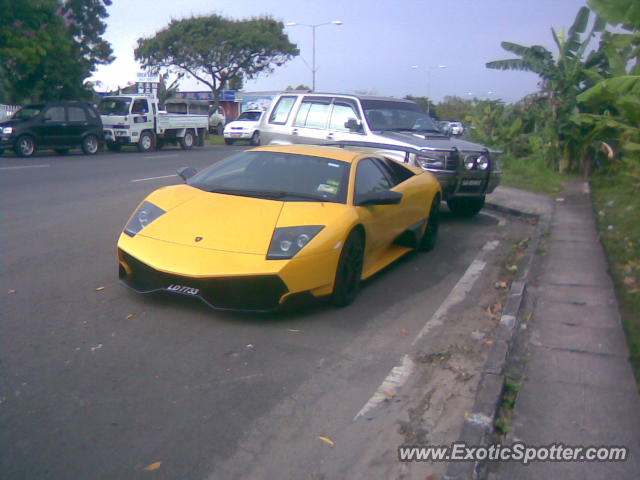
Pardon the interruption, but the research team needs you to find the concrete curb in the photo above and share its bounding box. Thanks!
[444,203,553,480]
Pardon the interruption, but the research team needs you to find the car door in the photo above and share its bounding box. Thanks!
[326,99,366,143]
[290,96,332,144]
[66,105,89,146]
[131,98,154,136]
[33,105,66,147]
[353,157,404,265]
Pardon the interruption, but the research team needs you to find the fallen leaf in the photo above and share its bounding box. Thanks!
[384,390,397,398]
[125,313,134,320]
[142,461,162,471]
[8,289,16,294]
[401,328,409,335]
[287,328,301,333]
[555,197,565,202]
[426,474,441,480]
[494,281,508,290]
[95,286,105,291]
[483,339,494,345]
[317,436,335,447]
[506,265,518,272]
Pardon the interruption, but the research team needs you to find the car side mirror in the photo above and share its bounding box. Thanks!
[355,190,403,206]
[345,118,363,133]
[177,167,198,182]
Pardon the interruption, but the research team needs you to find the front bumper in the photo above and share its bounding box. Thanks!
[224,131,253,140]
[104,128,133,144]
[429,169,500,200]
[117,234,340,311]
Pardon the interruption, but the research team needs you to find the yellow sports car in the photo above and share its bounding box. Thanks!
[117,144,441,311]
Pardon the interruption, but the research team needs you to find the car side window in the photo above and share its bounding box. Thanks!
[294,100,330,129]
[44,106,65,123]
[379,158,415,186]
[268,96,296,124]
[329,103,360,131]
[355,158,392,198]
[68,106,88,122]
[132,99,148,114]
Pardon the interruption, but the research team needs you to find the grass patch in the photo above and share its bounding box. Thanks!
[501,154,564,195]
[494,376,521,436]
[204,135,226,146]
[591,171,640,389]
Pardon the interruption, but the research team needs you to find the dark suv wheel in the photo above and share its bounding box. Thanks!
[82,135,100,155]
[15,135,36,157]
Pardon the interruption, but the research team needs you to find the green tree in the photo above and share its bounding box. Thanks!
[135,14,299,109]
[404,95,438,118]
[0,0,113,103]
[435,95,474,122]
[487,6,605,172]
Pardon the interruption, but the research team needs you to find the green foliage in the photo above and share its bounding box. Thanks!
[0,0,113,103]
[135,14,299,107]
[434,95,474,121]
[404,95,438,118]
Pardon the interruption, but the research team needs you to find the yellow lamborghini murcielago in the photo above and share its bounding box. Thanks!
[117,145,441,311]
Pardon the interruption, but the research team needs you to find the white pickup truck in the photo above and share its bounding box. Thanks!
[98,94,209,152]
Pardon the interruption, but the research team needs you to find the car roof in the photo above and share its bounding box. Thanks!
[250,144,368,164]
[276,92,416,104]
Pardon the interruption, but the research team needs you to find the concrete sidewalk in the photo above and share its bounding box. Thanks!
[491,180,640,479]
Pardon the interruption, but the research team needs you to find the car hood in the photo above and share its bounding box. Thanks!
[225,120,260,129]
[138,191,285,254]
[371,131,494,153]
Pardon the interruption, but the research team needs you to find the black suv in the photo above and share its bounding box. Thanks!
[0,101,103,157]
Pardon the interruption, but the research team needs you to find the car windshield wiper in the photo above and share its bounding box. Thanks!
[208,188,287,199]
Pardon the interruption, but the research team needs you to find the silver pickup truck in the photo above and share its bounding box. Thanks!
[259,93,500,216]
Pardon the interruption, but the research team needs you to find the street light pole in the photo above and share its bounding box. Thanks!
[286,20,342,91]
[411,64,447,116]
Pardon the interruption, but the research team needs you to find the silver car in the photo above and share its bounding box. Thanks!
[259,93,500,216]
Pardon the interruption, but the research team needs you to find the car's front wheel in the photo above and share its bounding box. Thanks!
[420,195,440,251]
[250,131,260,146]
[447,195,485,217]
[180,131,195,150]
[15,135,35,157]
[137,131,155,152]
[82,134,100,155]
[224,138,234,145]
[331,230,365,307]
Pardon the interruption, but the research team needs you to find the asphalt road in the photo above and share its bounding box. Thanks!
[1,145,515,479]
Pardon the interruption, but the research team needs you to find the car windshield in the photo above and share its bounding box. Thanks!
[237,111,262,121]
[12,106,43,121]
[189,151,350,204]
[98,98,131,115]
[361,99,440,133]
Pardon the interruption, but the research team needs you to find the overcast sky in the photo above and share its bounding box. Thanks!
[90,0,592,103]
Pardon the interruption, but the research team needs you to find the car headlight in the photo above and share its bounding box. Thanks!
[464,155,476,170]
[477,155,490,170]
[267,226,324,260]
[2,127,13,135]
[415,151,447,170]
[124,201,166,237]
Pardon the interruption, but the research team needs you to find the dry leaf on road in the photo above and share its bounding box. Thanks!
[142,461,162,471]
[317,436,335,447]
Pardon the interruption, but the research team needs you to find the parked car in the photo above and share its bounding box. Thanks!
[208,107,226,134]
[0,101,103,157]
[259,93,500,216]
[448,121,464,135]
[223,110,264,145]
[117,144,441,310]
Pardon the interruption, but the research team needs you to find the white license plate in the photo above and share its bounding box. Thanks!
[461,178,483,186]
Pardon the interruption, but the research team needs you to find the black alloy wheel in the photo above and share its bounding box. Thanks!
[419,196,440,251]
[331,230,365,307]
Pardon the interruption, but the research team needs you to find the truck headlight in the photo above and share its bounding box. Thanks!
[477,155,490,170]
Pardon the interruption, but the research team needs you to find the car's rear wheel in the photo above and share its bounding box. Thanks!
[420,195,440,251]
[331,230,365,307]
[15,135,35,157]
[447,195,485,217]
[180,131,195,150]
[250,131,260,146]
[82,134,100,155]
[224,138,234,145]
[106,141,121,152]
[54,149,69,155]
[137,131,155,152]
